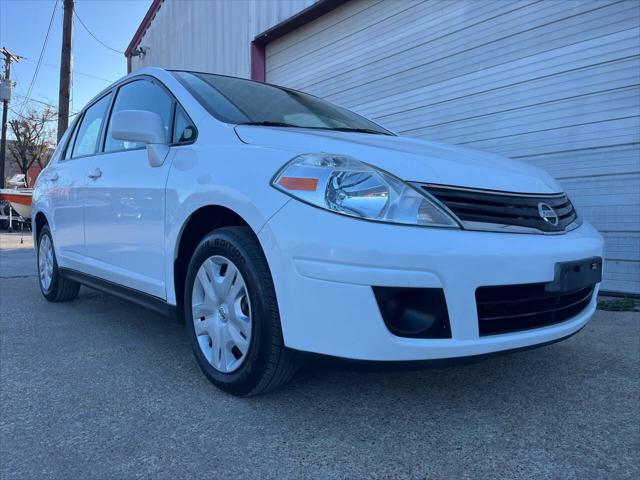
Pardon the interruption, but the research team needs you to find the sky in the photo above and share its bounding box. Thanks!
[1,0,152,127]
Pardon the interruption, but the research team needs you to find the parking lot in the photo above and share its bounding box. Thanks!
[0,231,638,479]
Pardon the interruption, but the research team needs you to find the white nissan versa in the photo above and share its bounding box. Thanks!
[33,68,604,395]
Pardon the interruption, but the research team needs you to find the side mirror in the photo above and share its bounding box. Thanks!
[110,110,169,167]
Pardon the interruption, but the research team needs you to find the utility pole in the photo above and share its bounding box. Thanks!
[0,47,22,189]
[57,0,74,142]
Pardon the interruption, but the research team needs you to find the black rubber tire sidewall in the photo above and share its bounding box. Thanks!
[183,228,280,396]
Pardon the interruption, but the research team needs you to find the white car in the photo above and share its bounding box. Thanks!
[33,68,604,395]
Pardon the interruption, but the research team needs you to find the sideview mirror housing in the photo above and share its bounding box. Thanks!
[110,110,169,167]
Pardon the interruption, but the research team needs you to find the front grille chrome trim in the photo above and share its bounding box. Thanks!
[414,183,581,235]
[416,183,569,198]
[457,219,582,235]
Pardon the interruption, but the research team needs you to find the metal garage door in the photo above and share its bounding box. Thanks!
[265,0,640,294]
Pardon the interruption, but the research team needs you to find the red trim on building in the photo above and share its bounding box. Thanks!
[125,0,164,72]
[126,0,349,78]
[253,0,348,45]
[250,0,348,82]
[250,42,266,82]
[27,166,42,186]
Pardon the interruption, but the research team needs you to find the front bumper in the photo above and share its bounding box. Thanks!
[258,200,604,361]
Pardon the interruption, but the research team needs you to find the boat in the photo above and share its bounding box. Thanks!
[0,174,33,220]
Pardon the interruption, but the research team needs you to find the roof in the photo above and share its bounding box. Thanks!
[125,0,164,58]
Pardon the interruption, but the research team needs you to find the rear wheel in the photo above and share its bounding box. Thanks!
[37,225,80,302]
[184,227,297,396]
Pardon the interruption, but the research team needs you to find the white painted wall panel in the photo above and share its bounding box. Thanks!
[130,0,640,293]
[130,0,316,78]
[267,0,640,294]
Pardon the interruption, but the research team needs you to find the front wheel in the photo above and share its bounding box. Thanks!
[184,227,297,396]
[37,225,80,302]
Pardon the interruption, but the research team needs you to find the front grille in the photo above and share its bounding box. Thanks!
[423,185,578,233]
[476,283,595,336]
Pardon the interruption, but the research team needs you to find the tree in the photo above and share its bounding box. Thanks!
[8,106,57,185]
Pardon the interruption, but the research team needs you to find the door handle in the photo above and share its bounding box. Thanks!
[50,173,59,182]
[88,168,102,180]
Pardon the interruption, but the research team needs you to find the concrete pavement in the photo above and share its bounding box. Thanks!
[0,232,638,479]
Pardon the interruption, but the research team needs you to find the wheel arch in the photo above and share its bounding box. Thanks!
[172,205,254,322]
[34,211,49,240]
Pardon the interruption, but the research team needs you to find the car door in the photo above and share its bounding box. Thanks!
[48,92,112,270]
[83,78,177,299]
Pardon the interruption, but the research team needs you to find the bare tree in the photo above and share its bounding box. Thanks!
[8,106,57,185]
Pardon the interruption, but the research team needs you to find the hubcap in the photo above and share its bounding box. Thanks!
[38,234,54,291]
[191,255,252,373]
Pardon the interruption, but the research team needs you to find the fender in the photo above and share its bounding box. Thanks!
[163,143,295,305]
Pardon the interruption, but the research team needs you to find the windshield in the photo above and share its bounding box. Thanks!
[172,71,393,135]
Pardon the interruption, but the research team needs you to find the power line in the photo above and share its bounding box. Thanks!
[9,107,56,122]
[12,93,79,116]
[73,8,124,54]
[21,57,115,83]
[9,107,78,123]
[18,0,59,114]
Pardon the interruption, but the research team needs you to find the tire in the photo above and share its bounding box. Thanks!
[184,226,297,396]
[37,225,80,302]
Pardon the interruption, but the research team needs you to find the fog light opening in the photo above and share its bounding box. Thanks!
[373,287,451,339]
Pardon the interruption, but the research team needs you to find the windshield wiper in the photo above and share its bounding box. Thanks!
[236,121,301,128]
[237,121,392,136]
[327,127,392,135]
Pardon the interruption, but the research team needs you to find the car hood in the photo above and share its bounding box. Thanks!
[235,126,562,194]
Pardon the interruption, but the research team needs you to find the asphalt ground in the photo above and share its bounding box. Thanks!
[0,232,638,479]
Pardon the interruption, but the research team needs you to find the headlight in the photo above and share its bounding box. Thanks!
[271,153,460,228]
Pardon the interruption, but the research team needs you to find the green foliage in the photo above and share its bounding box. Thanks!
[597,298,640,312]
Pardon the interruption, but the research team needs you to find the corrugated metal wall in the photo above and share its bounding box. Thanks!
[131,0,315,77]
[132,0,640,294]
[266,0,640,294]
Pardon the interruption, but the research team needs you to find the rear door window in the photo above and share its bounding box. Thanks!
[62,116,81,160]
[71,93,112,158]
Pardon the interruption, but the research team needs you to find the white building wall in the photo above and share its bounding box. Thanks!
[131,0,640,294]
[130,0,316,77]
[266,0,640,294]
